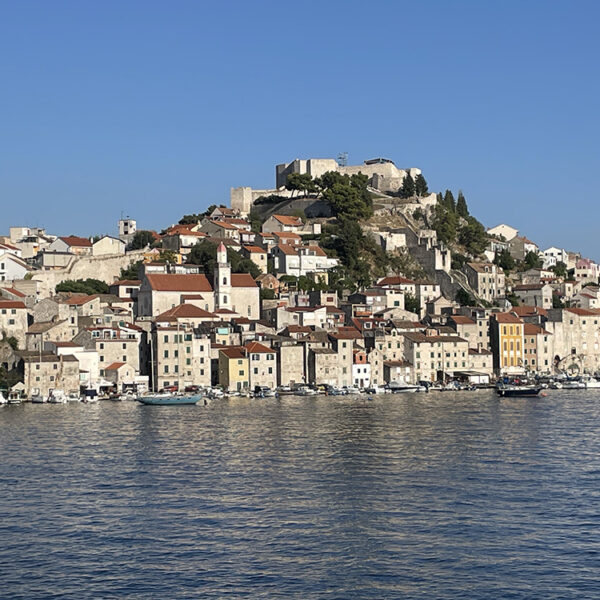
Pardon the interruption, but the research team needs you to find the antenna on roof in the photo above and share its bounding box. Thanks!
[337,152,348,167]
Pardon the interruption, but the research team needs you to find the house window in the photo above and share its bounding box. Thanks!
[164,335,169,343]
[164,350,169,358]
[100,343,104,350]
[268,367,273,374]
[238,370,244,376]
[122,355,126,362]
[253,368,258,374]
[100,355,104,362]
[122,343,126,349]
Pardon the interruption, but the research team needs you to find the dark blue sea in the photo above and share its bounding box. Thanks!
[1,391,600,599]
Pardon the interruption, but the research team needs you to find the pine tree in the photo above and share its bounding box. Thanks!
[414,173,428,197]
[456,191,469,218]
[400,173,415,198]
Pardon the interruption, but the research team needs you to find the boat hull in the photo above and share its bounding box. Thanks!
[138,394,200,406]
[496,387,542,397]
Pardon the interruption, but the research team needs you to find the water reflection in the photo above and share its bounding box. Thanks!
[1,391,600,598]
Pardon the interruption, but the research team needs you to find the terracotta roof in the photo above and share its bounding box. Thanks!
[231,273,257,288]
[271,214,303,226]
[0,300,26,309]
[377,276,416,286]
[468,348,492,355]
[523,323,550,335]
[384,360,412,367]
[512,305,548,318]
[450,315,476,325]
[223,218,250,226]
[284,325,311,333]
[275,243,298,256]
[60,235,92,247]
[273,231,301,240]
[211,220,238,230]
[245,341,273,354]
[52,341,80,347]
[494,312,523,324]
[0,242,19,250]
[61,295,98,305]
[243,245,266,254]
[105,362,127,370]
[329,328,362,340]
[156,304,216,321]
[146,273,213,292]
[112,280,141,286]
[219,346,247,359]
[2,287,26,298]
[565,307,598,316]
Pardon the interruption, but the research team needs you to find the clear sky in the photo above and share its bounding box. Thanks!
[1,1,598,257]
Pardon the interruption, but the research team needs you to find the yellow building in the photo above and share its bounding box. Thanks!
[492,312,525,374]
[218,346,249,391]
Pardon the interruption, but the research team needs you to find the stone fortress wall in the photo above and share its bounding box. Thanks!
[231,157,421,214]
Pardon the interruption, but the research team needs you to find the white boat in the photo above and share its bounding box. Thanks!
[295,386,317,396]
[388,382,425,393]
[562,379,586,390]
[364,385,387,395]
[31,394,48,403]
[0,392,7,406]
[48,390,68,404]
[343,386,361,395]
[580,375,600,389]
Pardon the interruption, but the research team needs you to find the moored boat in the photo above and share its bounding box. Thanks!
[496,383,542,397]
[137,393,201,406]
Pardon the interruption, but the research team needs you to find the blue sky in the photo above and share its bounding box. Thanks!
[1,1,598,257]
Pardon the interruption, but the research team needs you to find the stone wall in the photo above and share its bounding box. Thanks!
[31,250,147,299]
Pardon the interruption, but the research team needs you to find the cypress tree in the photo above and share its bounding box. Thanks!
[443,189,456,212]
[414,173,428,197]
[456,191,469,218]
[400,173,415,198]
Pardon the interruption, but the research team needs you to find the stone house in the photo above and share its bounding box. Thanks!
[245,341,277,390]
[464,262,505,303]
[0,300,28,349]
[21,352,80,397]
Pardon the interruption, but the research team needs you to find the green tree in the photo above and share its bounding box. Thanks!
[56,279,109,295]
[494,249,515,272]
[524,251,543,270]
[119,260,143,280]
[399,173,415,198]
[129,230,155,250]
[551,261,568,278]
[321,173,373,221]
[552,293,565,308]
[456,191,469,218]
[414,173,428,197]
[432,203,458,245]
[455,288,475,306]
[443,190,456,212]
[458,217,488,256]
[286,173,316,197]
[187,240,260,279]
[260,288,276,300]
[451,253,467,270]
[404,293,420,314]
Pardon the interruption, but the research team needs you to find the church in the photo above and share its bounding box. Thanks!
[138,243,260,319]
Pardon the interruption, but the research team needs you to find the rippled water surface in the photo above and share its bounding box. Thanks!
[1,391,600,599]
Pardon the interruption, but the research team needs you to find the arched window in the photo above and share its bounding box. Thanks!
[223,277,227,285]
[223,295,228,304]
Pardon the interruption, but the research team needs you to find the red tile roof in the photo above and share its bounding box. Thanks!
[0,300,26,309]
[450,315,476,325]
[156,304,216,321]
[243,245,266,254]
[146,274,213,292]
[494,312,523,324]
[231,273,257,288]
[272,214,303,226]
[112,280,141,286]
[377,276,416,286]
[220,346,247,359]
[105,362,126,370]
[245,341,273,354]
[60,235,92,247]
[512,305,548,317]
[2,287,26,298]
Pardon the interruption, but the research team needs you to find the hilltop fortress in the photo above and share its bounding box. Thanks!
[231,157,421,214]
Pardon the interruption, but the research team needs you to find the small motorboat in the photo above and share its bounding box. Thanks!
[0,392,7,406]
[30,394,47,403]
[496,384,542,397]
[580,375,600,389]
[562,379,586,390]
[387,382,426,393]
